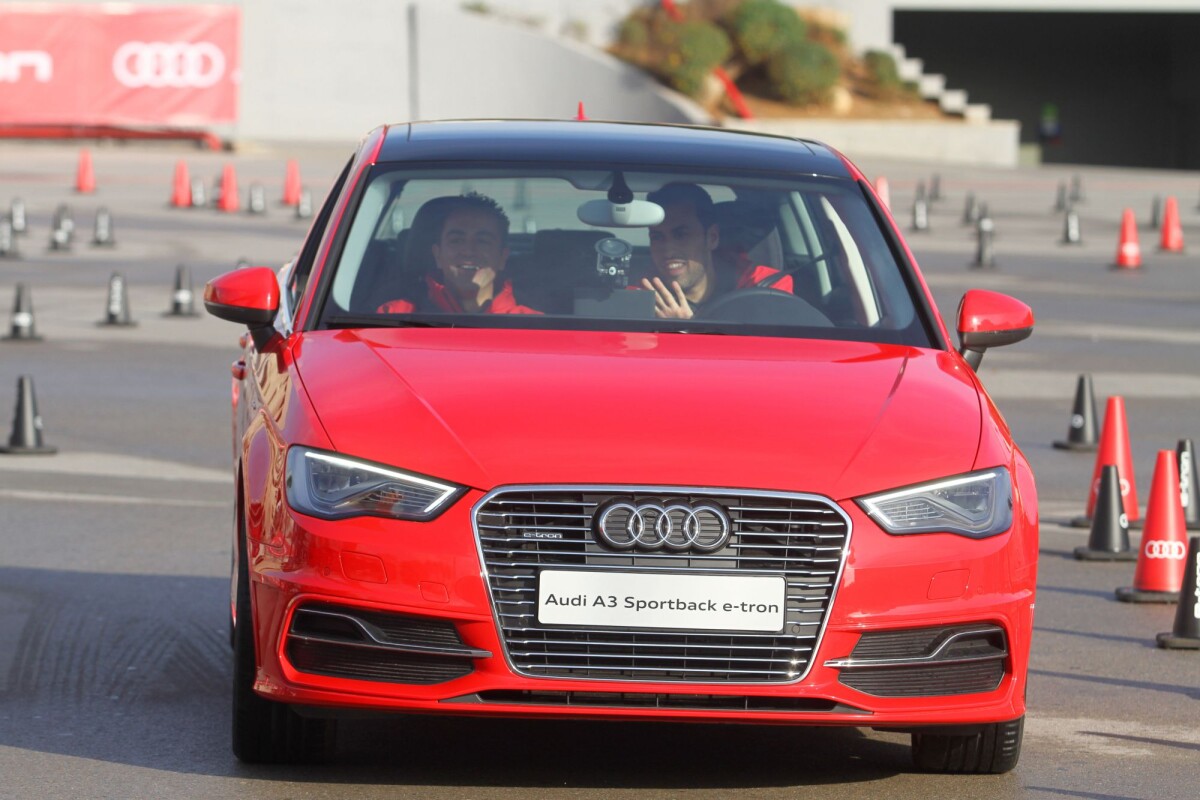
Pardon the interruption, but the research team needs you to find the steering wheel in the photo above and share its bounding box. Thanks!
[696,287,833,327]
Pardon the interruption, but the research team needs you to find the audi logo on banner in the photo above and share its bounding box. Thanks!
[594,498,732,553]
[1144,540,1186,560]
[112,41,226,89]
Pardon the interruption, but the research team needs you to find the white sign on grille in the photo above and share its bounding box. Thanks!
[537,570,785,632]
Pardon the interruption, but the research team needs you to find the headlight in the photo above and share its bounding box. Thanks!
[285,446,464,521]
[856,468,1013,539]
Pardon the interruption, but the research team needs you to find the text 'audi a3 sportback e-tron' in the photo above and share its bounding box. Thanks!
[205,120,1037,773]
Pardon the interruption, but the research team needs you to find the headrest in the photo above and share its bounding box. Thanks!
[712,200,774,254]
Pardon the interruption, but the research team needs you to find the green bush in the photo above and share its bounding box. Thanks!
[766,40,839,105]
[656,20,732,98]
[618,17,649,49]
[864,50,899,85]
[727,0,806,66]
[863,49,913,100]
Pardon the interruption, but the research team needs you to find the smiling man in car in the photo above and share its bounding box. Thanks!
[642,182,791,319]
[379,193,538,315]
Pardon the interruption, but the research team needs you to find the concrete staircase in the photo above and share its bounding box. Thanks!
[890,44,992,124]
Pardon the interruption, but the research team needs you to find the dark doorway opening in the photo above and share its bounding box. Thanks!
[894,11,1200,169]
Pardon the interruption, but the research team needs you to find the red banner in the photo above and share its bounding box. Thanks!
[0,4,239,127]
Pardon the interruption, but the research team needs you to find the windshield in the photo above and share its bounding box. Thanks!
[316,165,932,346]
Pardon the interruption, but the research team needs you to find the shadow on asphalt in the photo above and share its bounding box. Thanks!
[1029,669,1200,701]
[0,566,908,787]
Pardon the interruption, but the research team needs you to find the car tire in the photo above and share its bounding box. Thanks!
[911,716,1023,774]
[231,519,337,764]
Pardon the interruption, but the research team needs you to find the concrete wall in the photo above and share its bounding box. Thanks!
[238,0,414,141]
[412,3,707,128]
[727,118,1020,168]
[238,0,708,142]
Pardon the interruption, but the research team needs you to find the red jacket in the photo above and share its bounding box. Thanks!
[378,276,540,315]
[736,260,794,293]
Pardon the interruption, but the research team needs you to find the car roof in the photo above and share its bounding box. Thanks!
[375,120,852,178]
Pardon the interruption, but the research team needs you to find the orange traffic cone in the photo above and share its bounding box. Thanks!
[216,164,240,213]
[1158,195,1184,252]
[874,176,890,211]
[1113,209,1141,269]
[75,149,96,194]
[170,160,191,208]
[1117,450,1189,603]
[575,101,588,121]
[281,159,301,206]
[1072,396,1140,528]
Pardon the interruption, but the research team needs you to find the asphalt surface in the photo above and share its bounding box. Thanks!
[1,140,1198,800]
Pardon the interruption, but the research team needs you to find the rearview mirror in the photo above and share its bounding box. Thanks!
[204,266,280,349]
[577,198,665,228]
[956,289,1033,371]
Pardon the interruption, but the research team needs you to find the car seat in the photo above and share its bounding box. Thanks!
[350,196,460,312]
[712,199,784,277]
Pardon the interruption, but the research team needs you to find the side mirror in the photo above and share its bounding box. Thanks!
[956,289,1033,371]
[204,266,281,350]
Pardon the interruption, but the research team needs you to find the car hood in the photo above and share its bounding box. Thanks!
[294,329,984,500]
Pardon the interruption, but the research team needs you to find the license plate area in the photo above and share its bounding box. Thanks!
[537,570,785,633]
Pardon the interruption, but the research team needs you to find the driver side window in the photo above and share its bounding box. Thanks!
[286,159,351,321]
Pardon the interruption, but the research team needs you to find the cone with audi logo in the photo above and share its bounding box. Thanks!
[1074,465,1135,561]
[1113,209,1141,269]
[1117,450,1189,603]
[0,375,56,455]
[1156,537,1200,649]
[1053,373,1099,451]
[1158,196,1184,253]
[1071,396,1139,528]
[5,283,42,342]
[216,164,240,213]
[75,148,96,194]
[170,160,192,208]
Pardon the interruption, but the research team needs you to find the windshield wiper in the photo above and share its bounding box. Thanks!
[325,314,457,329]
[655,324,731,336]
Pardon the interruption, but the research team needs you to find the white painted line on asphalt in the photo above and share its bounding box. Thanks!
[979,369,1200,399]
[0,488,224,508]
[924,270,1200,303]
[0,452,230,483]
[1035,321,1200,346]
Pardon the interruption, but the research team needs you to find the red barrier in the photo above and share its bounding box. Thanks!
[0,5,239,129]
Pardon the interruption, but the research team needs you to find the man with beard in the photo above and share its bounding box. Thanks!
[640,182,791,320]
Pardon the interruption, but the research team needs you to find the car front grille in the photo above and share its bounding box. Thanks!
[474,487,851,683]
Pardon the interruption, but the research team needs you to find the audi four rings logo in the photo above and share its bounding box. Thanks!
[594,499,732,552]
[1144,540,1186,560]
[112,41,226,89]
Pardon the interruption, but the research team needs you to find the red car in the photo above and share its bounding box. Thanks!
[205,120,1037,772]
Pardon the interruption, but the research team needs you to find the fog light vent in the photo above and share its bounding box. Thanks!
[827,624,1007,698]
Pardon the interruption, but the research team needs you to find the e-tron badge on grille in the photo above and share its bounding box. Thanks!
[594,498,732,553]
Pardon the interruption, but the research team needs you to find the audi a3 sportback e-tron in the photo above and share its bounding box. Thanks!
[205,120,1037,772]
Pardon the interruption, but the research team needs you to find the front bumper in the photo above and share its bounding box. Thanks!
[245,491,1035,728]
